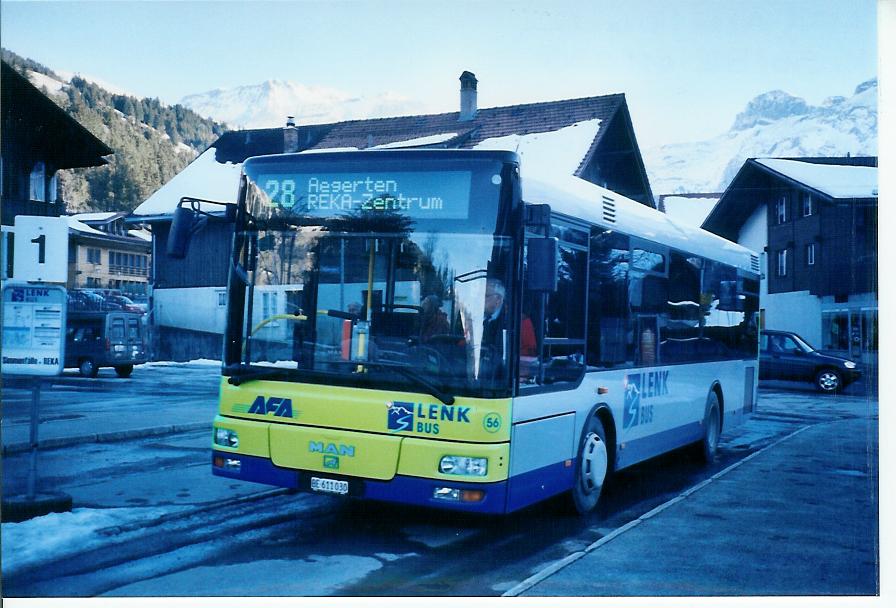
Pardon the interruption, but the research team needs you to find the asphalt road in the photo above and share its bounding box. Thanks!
[1,364,879,597]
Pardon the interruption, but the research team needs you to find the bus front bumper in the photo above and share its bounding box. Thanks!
[212,450,509,514]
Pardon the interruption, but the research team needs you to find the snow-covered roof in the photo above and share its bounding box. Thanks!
[371,133,459,149]
[132,147,243,216]
[755,158,878,199]
[67,217,107,236]
[127,228,152,241]
[70,212,119,223]
[661,196,720,226]
[474,120,601,180]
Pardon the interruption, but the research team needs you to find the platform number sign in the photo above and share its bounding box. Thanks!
[13,216,69,283]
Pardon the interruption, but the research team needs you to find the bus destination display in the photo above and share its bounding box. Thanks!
[256,171,472,220]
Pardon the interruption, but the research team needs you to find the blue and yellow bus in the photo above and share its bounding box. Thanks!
[189,149,759,514]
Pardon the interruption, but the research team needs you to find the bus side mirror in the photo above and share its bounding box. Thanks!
[526,237,559,292]
[167,205,195,259]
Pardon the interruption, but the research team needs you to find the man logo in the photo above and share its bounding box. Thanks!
[387,401,414,432]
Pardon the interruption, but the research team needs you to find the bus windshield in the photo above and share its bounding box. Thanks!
[225,153,518,399]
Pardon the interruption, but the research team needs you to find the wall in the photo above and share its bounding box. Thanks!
[763,290,822,345]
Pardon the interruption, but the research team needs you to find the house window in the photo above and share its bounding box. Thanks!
[802,193,814,217]
[806,243,816,266]
[775,196,788,224]
[87,248,101,264]
[217,291,227,307]
[776,249,788,277]
[29,162,46,202]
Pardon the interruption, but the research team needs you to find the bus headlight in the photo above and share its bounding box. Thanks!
[844,361,857,369]
[214,428,239,448]
[439,456,488,476]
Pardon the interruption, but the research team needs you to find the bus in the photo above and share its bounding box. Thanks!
[177,149,759,515]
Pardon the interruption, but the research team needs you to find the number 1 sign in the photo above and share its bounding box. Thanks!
[12,216,69,284]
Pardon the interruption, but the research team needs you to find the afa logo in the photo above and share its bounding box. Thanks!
[624,370,669,429]
[248,395,293,418]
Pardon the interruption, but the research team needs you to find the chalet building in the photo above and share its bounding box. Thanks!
[68,212,152,298]
[1,60,111,279]
[702,157,877,362]
[132,71,656,360]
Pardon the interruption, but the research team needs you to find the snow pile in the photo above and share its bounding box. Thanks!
[132,147,243,216]
[755,159,877,198]
[473,119,601,180]
[181,79,430,129]
[644,79,878,194]
[662,196,720,226]
[1,507,181,577]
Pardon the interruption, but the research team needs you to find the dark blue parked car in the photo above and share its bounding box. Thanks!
[759,330,861,393]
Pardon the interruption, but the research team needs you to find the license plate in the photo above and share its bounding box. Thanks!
[310,477,349,495]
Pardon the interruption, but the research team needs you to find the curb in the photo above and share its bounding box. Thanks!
[2,422,211,455]
[502,423,816,597]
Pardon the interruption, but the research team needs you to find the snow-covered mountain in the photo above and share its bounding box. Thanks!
[644,79,878,195]
[180,80,431,129]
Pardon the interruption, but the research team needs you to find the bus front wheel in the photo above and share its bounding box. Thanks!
[699,392,721,463]
[570,414,609,515]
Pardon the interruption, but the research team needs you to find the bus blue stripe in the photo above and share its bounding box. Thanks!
[506,461,575,512]
[616,422,704,469]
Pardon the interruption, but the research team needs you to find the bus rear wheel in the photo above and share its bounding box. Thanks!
[569,414,609,515]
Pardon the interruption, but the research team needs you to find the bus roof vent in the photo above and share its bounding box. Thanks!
[601,195,617,223]
[751,254,760,273]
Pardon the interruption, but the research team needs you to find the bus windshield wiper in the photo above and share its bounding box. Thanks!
[226,366,295,386]
[353,361,455,405]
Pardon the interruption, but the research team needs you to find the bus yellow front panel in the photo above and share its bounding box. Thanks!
[269,424,401,480]
[219,377,511,443]
[397,438,510,483]
[212,415,270,458]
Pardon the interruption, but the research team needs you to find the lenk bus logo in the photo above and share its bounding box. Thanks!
[248,395,293,418]
[387,400,471,435]
[623,371,669,430]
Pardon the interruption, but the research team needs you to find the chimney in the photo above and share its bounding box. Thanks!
[459,71,478,121]
[283,116,298,152]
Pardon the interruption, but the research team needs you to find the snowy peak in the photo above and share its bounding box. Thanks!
[180,80,430,129]
[731,90,810,131]
[644,78,877,197]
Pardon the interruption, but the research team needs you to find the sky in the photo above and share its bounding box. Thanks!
[0,0,879,148]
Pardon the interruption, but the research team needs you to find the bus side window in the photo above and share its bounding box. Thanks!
[587,230,632,368]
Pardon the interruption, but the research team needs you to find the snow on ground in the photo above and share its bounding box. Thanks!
[138,358,221,367]
[474,119,601,180]
[105,554,384,595]
[132,147,243,216]
[27,70,66,96]
[661,196,720,226]
[755,159,877,198]
[1,506,187,577]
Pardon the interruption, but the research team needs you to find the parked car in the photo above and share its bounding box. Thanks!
[67,289,105,311]
[759,329,861,392]
[65,311,147,377]
[103,294,143,313]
